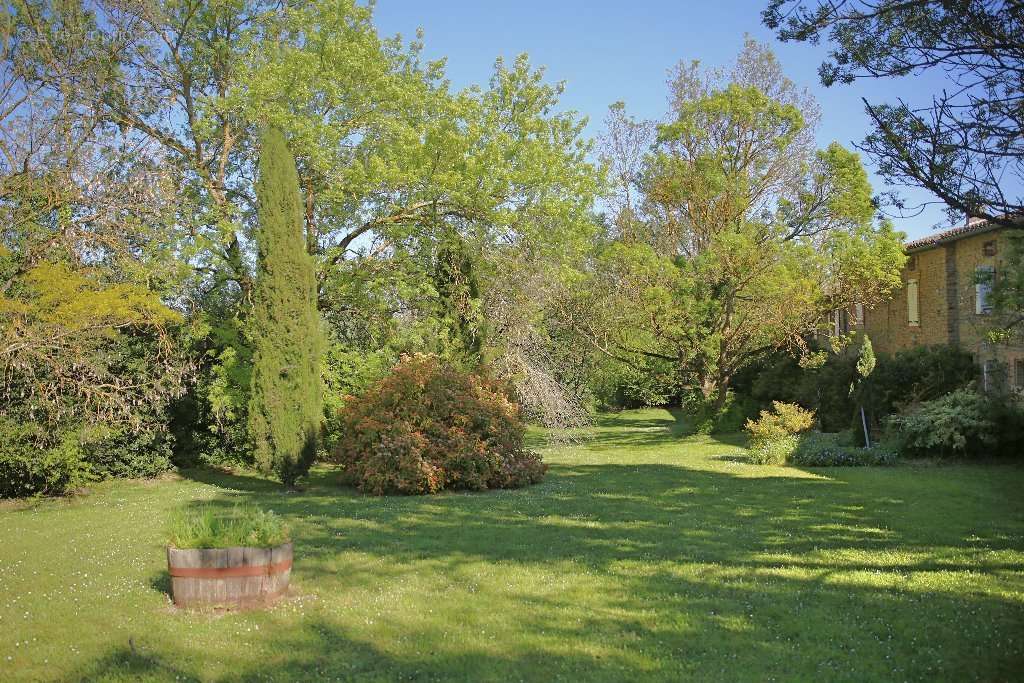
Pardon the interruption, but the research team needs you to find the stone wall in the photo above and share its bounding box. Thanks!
[864,228,1024,390]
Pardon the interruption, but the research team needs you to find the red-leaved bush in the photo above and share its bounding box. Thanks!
[331,355,547,495]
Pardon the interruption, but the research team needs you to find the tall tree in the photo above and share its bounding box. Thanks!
[248,128,323,486]
[583,40,905,410]
[0,0,191,438]
[6,1,601,455]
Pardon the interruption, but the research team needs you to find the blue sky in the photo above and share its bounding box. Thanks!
[373,0,958,241]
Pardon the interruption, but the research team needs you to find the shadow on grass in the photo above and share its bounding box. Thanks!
[85,410,1024,682]
[581,408,748,453]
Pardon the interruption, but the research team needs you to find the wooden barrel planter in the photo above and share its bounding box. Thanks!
[167,542,292,608]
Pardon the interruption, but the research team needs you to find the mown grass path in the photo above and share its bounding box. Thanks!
[2,409,1022,681]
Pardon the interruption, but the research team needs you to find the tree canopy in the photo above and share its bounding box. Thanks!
[579,40,905,408]
[0,2,921,491]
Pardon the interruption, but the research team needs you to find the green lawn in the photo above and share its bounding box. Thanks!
[2,409,1023,682]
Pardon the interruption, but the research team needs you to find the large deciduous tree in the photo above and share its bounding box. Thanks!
[3,0,601,463]
[582,40,905,410]
[0,0,191,440]
[248,128,322,486]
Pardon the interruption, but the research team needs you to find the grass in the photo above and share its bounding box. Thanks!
[1,408,1022,682]
[167,504,289,549]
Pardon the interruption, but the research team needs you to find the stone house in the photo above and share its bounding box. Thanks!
[861,217,1024,392]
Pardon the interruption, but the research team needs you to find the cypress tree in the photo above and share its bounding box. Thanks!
[248,128,323,486]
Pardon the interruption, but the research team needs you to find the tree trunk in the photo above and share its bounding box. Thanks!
[711,374,731,412]
[700,373,732,412]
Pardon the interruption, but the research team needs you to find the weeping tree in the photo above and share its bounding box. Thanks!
[248,128,323,486]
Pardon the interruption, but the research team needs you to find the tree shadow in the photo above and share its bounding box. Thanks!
[69,409,1024,681]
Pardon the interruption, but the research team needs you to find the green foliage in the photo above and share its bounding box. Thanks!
[741,344,977,433]
[583,40,904,409]
[321,340,395,454]
[589,356,683,410]
[331,355,547,495]
[987,231,1024,345]
[248,129,324,486]
[859,346,978,430]
[986,396,1024,457]
[4,0,606,489]
[171,315,255,470]
[745,401,815,465]
[0,261,189,436]
[81,427,174,480]
[886,389,1024,460]
[855,334,876,379]
[168,504,289,549]
[0,414,176,498]
[745,401,815,444]
[790,432,898,467]
[0,419,91,498]
[748,434,801,465]
[433,227,486,368]
[685,391,760,435]
[887,389,991,459]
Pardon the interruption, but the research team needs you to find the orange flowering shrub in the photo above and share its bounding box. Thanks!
[331,355,547,495]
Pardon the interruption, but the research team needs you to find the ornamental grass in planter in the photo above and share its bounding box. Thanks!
[166,504,292,609]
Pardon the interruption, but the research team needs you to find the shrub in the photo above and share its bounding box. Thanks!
[168,504,289,549]
[82,426,174,479]
[887,388,996,458]
[748,434,801,465]
[248,128,323,487]
[746,401,815,444]
[0,419,92,498]
[740,344,977,433]
[590,356,683,410]
[987,396,1024,457]
[864,346,977,408]
[685,391,760,435]
[744,402,815,465]
[790,432,898,467]
[331,355,547,495]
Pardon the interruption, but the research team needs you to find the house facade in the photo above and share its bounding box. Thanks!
[862,218,1024,392]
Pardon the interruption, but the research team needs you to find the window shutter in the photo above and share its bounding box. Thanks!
[907,279,919,326]
[976,266,994,315]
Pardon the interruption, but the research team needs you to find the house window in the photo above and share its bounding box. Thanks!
[907,279,920,326]
[1016,359,1024,390]
[983,240,997,256]
[907,255,918,271]
[975,266,994,315]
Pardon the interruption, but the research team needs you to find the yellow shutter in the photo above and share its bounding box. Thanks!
[907,279,919,326]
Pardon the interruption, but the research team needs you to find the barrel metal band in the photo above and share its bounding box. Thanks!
[169,558,292,578]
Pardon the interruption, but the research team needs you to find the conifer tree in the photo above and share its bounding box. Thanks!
[248,128,323,486]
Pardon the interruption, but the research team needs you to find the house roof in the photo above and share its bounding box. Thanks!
[904,216,1005,253]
